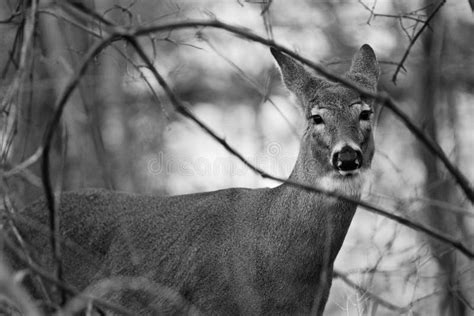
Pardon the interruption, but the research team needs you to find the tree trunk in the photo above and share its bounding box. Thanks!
[417,6,468,316]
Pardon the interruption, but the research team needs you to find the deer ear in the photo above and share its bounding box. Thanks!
[347,44,379,90]
[271,48,312,96]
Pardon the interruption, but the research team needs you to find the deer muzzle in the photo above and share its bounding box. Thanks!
[331,145,363,175]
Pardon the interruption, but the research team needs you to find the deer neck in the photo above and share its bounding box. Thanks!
[266,146,363,264]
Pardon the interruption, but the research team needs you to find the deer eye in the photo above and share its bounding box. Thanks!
[359,110,373,121]
[311,114,324,125]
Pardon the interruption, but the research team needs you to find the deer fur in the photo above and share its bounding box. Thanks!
[4,44,379,315]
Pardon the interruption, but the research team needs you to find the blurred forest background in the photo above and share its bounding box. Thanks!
[1,0,474,315]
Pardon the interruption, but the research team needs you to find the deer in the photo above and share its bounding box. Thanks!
[3,44,379,315]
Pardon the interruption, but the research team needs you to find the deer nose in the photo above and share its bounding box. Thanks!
[332,145,363,173]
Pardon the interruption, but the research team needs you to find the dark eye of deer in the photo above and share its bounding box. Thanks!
[359,110,372,121]
[311,114,324,125]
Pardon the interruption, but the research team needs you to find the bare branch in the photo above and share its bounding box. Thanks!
[57,4,474,208]
[40,33,119,306]
[43,3,474,257]
[61,276,202,315]
[115,19,474,207]
[333,269,408,313]
[2,147,43,178]
[0,259,40,316]
[359,0,428,24]
[260,0,273,15]
[3,236,136,316]
[2,194,52,304]
[392,0,446,83]
[126,36,474,258]
[201,35,299,138]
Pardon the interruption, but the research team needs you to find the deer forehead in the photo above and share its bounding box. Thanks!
[309,85,361,108]
[310,101,370,115]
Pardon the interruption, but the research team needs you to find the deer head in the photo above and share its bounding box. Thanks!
[272,45,379,194]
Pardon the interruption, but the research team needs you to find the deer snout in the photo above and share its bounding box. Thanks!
[331,145,363,175]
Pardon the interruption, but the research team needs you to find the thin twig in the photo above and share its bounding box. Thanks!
[392,0,446,83]
[333,270,408,313]
[260,0,273,39]
[60,276,202,315]
[2,195,53,304]
[358,0,427,24]
[37,8,171,122]
[3,237,136,316]
[1,0,38,162]
[40,34,119,306]
[260,0,273,15]
[202,36,299,138]
[0,0,22,24]
[3,146,43,178]
[0,259,40,316]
